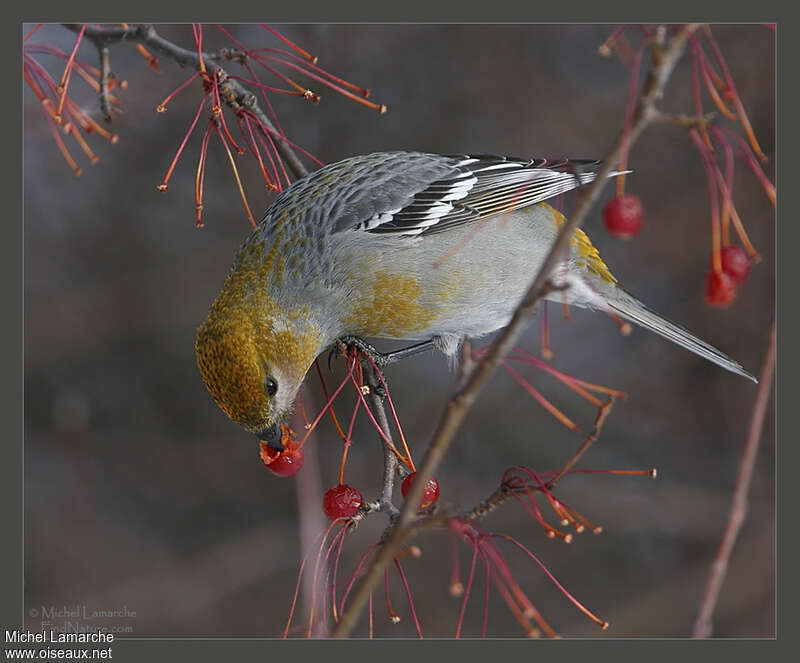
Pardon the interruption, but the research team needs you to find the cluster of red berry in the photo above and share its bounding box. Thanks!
[319,473,440,521]
[603,193,752,308]
[705,245,751,307]
[258,423,440,521]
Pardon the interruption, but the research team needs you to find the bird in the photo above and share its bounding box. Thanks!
[195,151,755,448]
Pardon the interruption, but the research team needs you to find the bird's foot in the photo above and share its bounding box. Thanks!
[328,335,384,370]
[328,336,437,371]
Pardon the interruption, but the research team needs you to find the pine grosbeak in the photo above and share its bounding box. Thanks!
[195,152,754,446]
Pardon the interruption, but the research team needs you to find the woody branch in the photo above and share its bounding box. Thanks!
[63,23,309,179]
[692,320,775,638]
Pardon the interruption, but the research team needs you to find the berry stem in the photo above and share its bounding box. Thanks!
[194,120,214,226]
[690,128,723,273]
[239,114,277,191]
[697,46,736,120]
[261,24,318,63]
[490,534,609,629]
[44,111,81,176]
[55,23,85,119]
[689,38,713,150]
[455,543,478,638]
[720,128,776,207]
[23,24,42,41]
[282,526,327,638]
[213,122,256,227]
[251,47,372,97]
[394,559,423,637]
[156,71,201,112]
[338,545,377,618]
[360,353,416,472]
[616,45,644,196]
[508,346,606,408]
[252,53,387,113]
[298,357,357,449]
[501,361,579,432]
[540,301,553,360]
[191,23,207,79]
[338,395,361,485]
[702,25,767,162]
[384,570,400,624]
[157,92,209,192]
[347,367,410,467]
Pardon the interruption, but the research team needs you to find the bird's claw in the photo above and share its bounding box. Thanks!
[328,336,389,370]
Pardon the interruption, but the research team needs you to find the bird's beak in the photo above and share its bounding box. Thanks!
[256,421,284,451]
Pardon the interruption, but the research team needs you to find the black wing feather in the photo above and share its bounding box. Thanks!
[364,155,603,237]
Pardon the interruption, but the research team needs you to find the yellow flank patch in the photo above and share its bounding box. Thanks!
[341,270,438,338]
[539,202,617,285]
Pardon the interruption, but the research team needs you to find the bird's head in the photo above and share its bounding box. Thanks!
[195,292,324,447]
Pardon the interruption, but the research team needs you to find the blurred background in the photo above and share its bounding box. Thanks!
[23,24,774,638]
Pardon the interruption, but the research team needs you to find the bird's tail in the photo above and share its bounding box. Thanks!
[602,288,757,382]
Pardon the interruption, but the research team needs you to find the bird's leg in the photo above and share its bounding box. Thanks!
[328,336,436,371]
[377,339,437,366]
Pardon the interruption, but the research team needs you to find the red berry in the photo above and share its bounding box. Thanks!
[401,472,440,509]
[720,245,751,283]
[259,440,305,477]
[323,484,364,520]
[603,194,644,238]
[705,270,737,307]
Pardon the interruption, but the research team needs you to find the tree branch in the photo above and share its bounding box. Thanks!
[692,320,775,638]
[362,361,400,520]
[332,23,700,638]
[63,23,309,179]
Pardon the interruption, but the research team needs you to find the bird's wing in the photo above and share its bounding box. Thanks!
[354,154,604,237]
[262,152,607,239]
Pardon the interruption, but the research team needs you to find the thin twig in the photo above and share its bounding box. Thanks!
[332,24,700,638]
[457,338,474,390]
[545,399,615,489]
[651,110,717,129]
[692,320,775,638]
[361,360,400,519]
[96,43,113,122]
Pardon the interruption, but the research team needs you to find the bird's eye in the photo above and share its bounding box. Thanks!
[265,375,278,397]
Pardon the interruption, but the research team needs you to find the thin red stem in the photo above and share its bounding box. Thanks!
[213,122,256,227]
[616,45,643,195]
[157,71,201,112]
[500,361,579,432]
[455,543,478,638]
[490,534,609,629]
[252,53,387,113]
[690,128,722,272]
[194,120,214,226]
[23,24,42,41]
[720,128,776,206]
[702,25,767,162]
[394,559,423,637]
[157,92,209,192]
[56,24,86,118]
[282,526,327,638]
[690,38,713,150]
[360,353,415,471]
[261,24,318,63]
[298,357,357,448]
